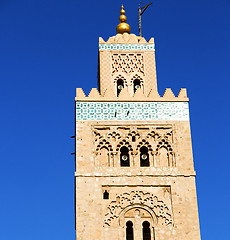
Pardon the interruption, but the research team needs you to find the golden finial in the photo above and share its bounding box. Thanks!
[116,5,131,34]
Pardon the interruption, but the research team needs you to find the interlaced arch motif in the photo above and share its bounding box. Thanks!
[104,191,172,227]
[108,131,121,140]
[116,139,133,152]
[146,131,160,140]
[93,126,176,166]
[156,138,173,153]
[112,53,144,74]
[163,131,173,141]
[128,131,140,140]
[136,139,154,154]
[93,130,103,142]
[96,139,113,153]
[155,138,175,167]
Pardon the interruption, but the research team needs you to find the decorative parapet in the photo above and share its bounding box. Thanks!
[75,88,189,102]
[99,33,155,51]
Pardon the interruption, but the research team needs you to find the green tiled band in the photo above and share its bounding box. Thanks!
[99,44,155,51]
[76,102,189,121]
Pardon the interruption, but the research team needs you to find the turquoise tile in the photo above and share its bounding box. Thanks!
[75,102,189,121]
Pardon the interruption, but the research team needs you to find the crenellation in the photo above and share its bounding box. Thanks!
[177,88,188,100]
[101,33,155,45]
[75,87,188,101]
[87,88,102,99]
[163,88,176,99]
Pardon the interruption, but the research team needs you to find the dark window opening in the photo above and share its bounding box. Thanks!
[143,221,151,240]
[132,136,136,142]
[117,79,124,96]
[120,146,130,167]
[126,221,134,240]
[134,79,141,93]
[140,146,149,167]
[103,190,109,199]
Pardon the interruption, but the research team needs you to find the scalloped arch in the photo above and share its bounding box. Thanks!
[96,139,113,153]
[116,139,133,152]
[156,138,173,153]
[136,139,153,153]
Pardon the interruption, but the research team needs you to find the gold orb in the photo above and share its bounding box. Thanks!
[120,9,125,15]
[116,23,131,34]
[119,15,127,23]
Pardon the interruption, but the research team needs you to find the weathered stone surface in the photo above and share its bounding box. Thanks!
[75,33,200,240]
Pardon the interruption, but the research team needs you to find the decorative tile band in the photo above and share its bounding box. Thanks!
[99,44,155,51]
[76,102,189,121]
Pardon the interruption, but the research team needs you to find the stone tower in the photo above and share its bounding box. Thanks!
[75,6,201,240]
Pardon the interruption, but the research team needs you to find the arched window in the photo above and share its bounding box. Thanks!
[126,221,134,240]
[117,79,124,96]
[158,147,168,166]
[140,146,149,167]
[133,79,141,93]
[120,146,130,167]
[142,221,151,240]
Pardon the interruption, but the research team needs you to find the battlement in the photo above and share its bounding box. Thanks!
[99,33,154,45]
[75,87,188,102]
[99,33,155,51]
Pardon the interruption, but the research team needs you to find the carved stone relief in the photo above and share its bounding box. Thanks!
[112,53,144,75]
[93,125,175,167]
[104,190,173,227]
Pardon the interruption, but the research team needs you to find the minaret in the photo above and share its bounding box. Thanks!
[75,5,201,240]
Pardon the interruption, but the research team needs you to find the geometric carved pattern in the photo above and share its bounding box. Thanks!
[75,102,189,121]
[93,125,175,167]
[146,130,160,140]
[104,191,172,227]
[136,139,153,154]
[108,131,121,140]
[156,138,173,153]
[96,138,113,153]
[116,139,134,152]
[112,54,144,75]
[128,130,140,141]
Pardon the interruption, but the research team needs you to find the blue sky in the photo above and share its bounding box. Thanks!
[0,0,229,239]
